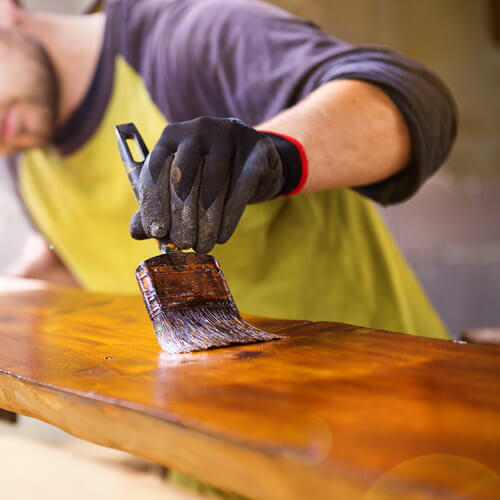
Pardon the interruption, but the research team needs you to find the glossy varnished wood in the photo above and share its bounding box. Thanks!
[0,277,498,499]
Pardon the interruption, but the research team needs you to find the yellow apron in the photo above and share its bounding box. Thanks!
[18,55,449,340]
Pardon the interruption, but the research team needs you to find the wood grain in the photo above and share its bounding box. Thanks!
[0,277,498,499]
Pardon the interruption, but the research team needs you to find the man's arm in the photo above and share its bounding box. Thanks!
[127,80,410,252]
[118,0,457,251]
[256,78,410,194]
[139,0,456,203]
[119,0,457,202]
[4,233,80,287]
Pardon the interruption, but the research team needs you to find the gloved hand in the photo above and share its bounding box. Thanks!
[130,117,306,253]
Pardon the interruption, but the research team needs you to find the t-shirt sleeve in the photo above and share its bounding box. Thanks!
[127,0,457,205]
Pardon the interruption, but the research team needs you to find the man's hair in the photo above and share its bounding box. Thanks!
[0,27,59,126]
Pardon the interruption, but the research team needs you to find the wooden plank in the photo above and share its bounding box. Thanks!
[0,408,17,423]
[0,277,498,499]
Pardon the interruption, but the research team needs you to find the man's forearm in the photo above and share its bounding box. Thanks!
[256,79,411,194]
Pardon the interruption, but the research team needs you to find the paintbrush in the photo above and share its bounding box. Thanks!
[115,123,279,354]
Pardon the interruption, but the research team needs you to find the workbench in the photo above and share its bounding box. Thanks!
[0,277,498,499]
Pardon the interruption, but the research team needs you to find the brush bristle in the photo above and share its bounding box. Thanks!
[152,305,280,354]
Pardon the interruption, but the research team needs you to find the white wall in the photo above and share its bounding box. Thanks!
[0,162,31,271]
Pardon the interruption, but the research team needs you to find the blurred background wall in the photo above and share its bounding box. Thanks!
[1,0,499,336]
[0,170,31,272]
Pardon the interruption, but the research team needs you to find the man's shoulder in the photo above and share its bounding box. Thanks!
[107,0,295,48]
[107,0,291,18]
[106,0,306,89]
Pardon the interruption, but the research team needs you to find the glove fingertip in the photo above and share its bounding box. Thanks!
[216,225,233,245]
[130,210,148,240]
[147,221,168,239]
[193,241,214,254]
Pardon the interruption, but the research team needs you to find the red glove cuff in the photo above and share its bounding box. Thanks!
[260,131,309,196]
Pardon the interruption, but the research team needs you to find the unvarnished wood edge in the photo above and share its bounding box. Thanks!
[0,371,369,500]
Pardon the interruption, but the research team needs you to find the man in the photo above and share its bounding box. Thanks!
[1,0,457,339]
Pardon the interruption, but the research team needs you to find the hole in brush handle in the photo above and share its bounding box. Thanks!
[116,124,181,255]
[115,123,150,200]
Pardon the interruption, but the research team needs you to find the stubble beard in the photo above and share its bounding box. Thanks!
[0,29,60,153]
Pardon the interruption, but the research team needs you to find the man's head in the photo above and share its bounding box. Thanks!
[0,27,59,155]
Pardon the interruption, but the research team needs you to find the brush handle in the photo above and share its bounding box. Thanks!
[114,123,149,200]
[114,123,178,254]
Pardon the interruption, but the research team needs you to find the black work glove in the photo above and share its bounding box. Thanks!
[130,117,304,253]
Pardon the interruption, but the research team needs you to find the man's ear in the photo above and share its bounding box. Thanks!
[0,0,21,27]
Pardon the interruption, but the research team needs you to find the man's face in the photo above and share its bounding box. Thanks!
[0,29,58,156]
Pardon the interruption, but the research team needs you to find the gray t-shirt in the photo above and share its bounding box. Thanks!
[13,0,458,205]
